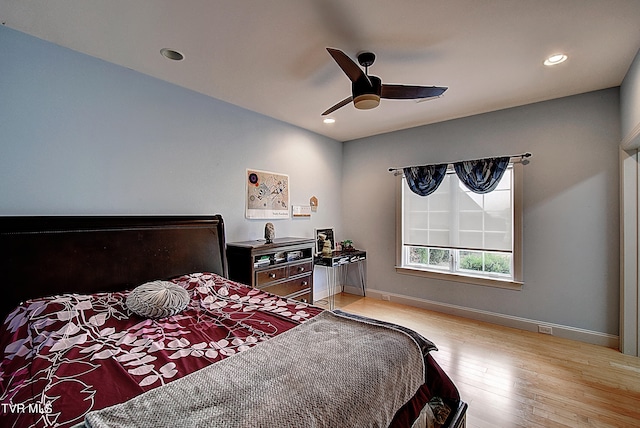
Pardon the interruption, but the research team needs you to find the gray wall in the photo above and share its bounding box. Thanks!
[343,89,621,336]
[1,25,624,337]
[0,26,343,245]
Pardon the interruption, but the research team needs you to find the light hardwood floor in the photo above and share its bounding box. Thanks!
[318,294,640,428]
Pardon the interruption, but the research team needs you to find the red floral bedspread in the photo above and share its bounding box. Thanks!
[0,273,322,428]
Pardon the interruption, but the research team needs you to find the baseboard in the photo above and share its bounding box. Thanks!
[313,287,331,302]
[365,288,620,349]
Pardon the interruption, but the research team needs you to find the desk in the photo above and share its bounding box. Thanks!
[314,250,366,310]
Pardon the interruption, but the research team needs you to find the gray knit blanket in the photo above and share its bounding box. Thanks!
[83,310,425,428]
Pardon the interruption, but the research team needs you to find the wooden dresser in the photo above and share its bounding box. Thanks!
[226,237,314,304]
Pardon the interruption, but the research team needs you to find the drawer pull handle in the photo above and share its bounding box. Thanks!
[297,267,305,272]
[300,298,308,303]
[269,273,277,279]
[301,281,308,286]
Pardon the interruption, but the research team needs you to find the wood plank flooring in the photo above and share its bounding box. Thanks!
[319,294,640,428]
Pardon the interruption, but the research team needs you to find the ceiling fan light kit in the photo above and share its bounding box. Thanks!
[323,47,447,115]
[354,94,380,110]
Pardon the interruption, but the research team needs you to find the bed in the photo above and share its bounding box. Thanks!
[0,215,467,428]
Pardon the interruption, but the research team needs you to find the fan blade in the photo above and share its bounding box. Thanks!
[326,48,371,86]
[381,85,447,99]
[322,96,353,116]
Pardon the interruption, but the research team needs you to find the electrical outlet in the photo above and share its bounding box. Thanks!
[538,325,553,335]
[381,294,391,301]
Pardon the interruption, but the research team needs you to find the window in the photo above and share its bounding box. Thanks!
[397,163,523,289]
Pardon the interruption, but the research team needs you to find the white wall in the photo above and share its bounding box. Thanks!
[343,89,621,338]
[0,26,343,246]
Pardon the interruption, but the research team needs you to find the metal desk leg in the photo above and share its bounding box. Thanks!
[339,264,348,294]
[327,265,336,310]
[357,260,366,296]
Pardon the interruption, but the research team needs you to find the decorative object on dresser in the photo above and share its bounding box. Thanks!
[227,237,315,304]
[264,222,275,243]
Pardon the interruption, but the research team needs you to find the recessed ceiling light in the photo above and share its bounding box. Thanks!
[544,53,567,66]
[160,48,184,61]
[323,117,336,124]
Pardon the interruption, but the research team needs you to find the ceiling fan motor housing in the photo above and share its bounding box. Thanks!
[353,75,381,110]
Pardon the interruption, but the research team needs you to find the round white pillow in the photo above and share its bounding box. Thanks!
[126,280,190,319]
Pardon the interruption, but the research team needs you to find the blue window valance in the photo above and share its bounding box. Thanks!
[403,164,448,196]
[453,156,510,194]
[400,155,517,196]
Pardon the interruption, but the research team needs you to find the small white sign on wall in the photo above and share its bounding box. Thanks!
[292,205,312,217]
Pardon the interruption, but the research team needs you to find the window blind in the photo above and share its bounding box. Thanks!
[403,167,513,252]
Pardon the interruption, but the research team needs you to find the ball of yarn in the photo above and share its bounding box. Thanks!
[126,280,190,319]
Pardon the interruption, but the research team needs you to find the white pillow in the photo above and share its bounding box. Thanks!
[126,280,190,319]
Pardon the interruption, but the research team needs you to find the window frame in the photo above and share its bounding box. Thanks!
[396,162,523,290]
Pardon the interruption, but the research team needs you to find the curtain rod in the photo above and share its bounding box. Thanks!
[388,152,532,174]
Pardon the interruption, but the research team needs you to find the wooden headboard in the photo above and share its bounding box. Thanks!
[0,215,227,319]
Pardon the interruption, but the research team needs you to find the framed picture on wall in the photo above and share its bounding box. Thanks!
[314,227,335,255]
[245,169,290,219]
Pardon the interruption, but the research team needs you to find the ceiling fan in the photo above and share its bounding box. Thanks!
[322,47,448,116]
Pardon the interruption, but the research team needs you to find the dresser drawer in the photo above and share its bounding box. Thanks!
[261,275,311,297]
[288,260,313,277]
[255,266,287,286]
[290,291,312,304]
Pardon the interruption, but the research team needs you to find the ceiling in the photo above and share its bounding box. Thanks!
[2,1,640,142]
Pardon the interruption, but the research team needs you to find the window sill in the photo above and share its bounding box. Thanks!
[395,266,523,290]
